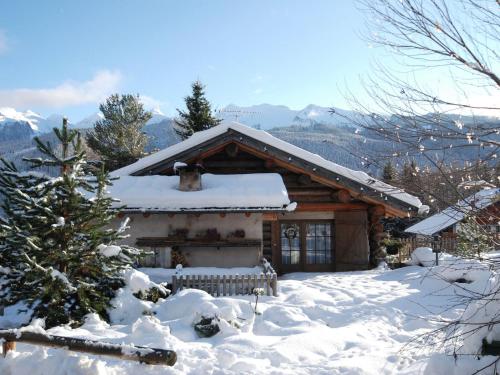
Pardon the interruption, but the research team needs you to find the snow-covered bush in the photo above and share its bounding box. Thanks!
[125,269,169,302]
[410,247,438,267]
[410,247,457,267]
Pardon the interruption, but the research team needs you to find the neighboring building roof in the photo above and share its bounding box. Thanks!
[404,188,500,236]
[113,122,422,213]
[108,173,295,212]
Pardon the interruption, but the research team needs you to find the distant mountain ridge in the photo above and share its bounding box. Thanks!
[0,104,497,178]
[217,103,355,129]
[0,103,352,137]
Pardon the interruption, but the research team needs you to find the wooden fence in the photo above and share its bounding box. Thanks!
[399,237,458,261]
[171,273,278,297]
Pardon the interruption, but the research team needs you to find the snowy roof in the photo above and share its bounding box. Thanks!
[405,188,500,236]
[113,122,421,211]
[108,173,294,212]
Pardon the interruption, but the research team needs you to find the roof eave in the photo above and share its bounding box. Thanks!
[126,127,421,216]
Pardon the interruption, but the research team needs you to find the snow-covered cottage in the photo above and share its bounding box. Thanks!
[110,122,422,274]
[405,187,500,238]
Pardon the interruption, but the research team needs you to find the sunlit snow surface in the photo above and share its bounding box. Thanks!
[0,265,496,374]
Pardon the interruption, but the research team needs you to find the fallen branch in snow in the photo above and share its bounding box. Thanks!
[0,330,177,366]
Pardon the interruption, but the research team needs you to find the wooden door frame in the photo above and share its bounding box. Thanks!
[276,219,335,273]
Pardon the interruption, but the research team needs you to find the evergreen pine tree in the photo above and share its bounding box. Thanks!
[86,94,152,171]
[382,161,396,183]
[0,118,143,328]
[174,81,221,140]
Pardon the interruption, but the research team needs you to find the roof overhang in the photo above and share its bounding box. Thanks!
[114,123,422,217]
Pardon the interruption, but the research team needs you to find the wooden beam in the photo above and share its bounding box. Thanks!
[295,202,368,212]
[262,213,278,221]
[331,189,351,203]
[297,174,312,186]
[287,188,333,196]
[0,330,177,366]
[369,205,386,217]
[265,159,275,169]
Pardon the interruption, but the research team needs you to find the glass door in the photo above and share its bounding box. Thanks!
[305,223,333,271]
[279,221,334,272]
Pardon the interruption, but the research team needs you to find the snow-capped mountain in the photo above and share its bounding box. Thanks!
[0,107,68,134]
[0,107,44,132]
[75,112,104,129]
[148,108,169,125]
[218,103,355,130]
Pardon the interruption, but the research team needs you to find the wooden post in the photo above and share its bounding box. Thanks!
[222,275,227,296]
[178,276,184,292]
[216,275,220,297]
[271,274,278,297]
[0,330,176,366]
[2,340,15,357]
[172,276,178,294]
[266,274,271,296]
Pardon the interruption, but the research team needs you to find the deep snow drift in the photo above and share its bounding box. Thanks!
[0,262,498,374]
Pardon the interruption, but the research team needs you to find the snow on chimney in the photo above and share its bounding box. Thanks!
[175,162,203,191]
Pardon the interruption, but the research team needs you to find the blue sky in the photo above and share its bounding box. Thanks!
[0,1,421,120]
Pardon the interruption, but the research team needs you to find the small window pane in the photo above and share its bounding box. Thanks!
[281,223,301,265]
[306,222,333,265]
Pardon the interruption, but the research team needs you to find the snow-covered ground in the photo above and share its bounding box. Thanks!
[0,263,497,374]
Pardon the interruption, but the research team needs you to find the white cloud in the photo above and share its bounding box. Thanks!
[140,95,165,112]
[0,70,122,109]
[0,30,8,55]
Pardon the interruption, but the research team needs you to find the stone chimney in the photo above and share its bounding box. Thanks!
[177,163,203,191]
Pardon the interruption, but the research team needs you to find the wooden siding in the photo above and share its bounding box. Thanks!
[262,221,273,261]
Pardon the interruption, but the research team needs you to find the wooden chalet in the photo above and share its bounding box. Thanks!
[111,122,422,274]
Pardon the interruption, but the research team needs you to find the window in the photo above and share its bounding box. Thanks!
[306,223,332,264]
[280,221,334,267]
[281,223,300,265]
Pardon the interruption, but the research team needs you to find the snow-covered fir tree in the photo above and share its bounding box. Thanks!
[0,118,144,328]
